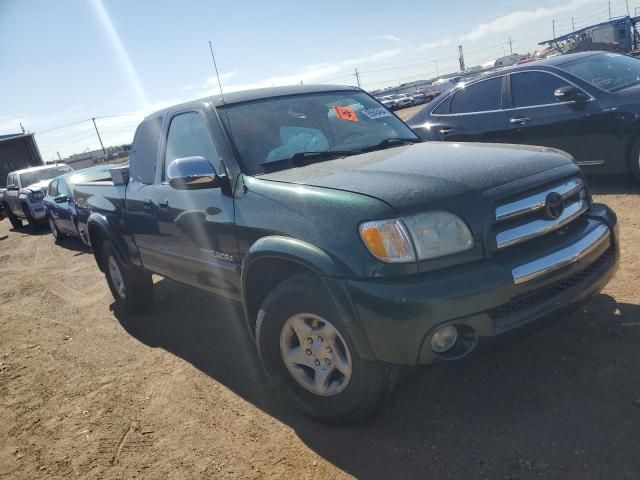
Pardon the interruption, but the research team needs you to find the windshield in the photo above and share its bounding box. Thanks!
[561,53,640,92]
[20,166,72,187]
[219,90,417,174]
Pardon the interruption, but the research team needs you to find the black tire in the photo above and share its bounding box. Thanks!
[631,137,640,184]
[255,273,396,424]
[47,215,64,242]
[5,205,22,229]
[101,240,153,313]
[21,203,36,230]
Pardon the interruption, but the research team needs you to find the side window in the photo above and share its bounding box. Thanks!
[48,180,58,197]
[432,95,452,115]
[130,116,163,184]
[450,77,503,114]
[511,71,573,107]
[164,111,220,177]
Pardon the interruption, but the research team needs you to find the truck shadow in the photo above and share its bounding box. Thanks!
[111,280,640,479]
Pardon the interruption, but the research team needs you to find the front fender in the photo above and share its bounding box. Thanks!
[242,235,346,280]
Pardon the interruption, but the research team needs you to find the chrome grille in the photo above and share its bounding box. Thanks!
[494,177,587,250]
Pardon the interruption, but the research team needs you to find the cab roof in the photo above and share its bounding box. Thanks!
[13,163,70,175]
[146,84,361,121]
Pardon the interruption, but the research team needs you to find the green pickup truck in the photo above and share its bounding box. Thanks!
[79,85,618,423]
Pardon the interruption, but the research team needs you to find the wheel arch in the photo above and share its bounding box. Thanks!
[87,213,132,273]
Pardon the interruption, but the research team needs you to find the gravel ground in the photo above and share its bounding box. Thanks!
[1,174,639,479]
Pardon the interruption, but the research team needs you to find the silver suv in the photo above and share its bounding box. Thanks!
[2,164,72,229]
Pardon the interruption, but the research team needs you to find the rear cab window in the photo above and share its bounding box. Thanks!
[450,76,503,114]
[131,116,163,184]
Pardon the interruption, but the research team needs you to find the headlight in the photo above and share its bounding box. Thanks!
[402,211,474,260]
[360,212,473,263]
[29,191,45,201]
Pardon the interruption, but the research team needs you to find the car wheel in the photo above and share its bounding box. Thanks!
[631,137,640,184]
[4,205,22,229]
[21,203,36,230]
[255,272,396,424]
[101,240,153,313]
[48,215,64,241]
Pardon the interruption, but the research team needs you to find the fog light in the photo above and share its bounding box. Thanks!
[431,326,458,353]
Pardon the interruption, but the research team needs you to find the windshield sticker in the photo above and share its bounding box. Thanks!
[362,107,392,120]
[334,106,359,122]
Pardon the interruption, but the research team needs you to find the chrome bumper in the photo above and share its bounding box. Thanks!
[512,223,610,285]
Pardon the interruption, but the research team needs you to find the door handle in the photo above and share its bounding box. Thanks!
[438,128,453,135]
[510,117,530,125]
[158,199,169,208]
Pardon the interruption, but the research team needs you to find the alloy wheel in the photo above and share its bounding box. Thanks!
[279,313,352,396]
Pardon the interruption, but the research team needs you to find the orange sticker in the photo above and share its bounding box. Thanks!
[334,106,359,122]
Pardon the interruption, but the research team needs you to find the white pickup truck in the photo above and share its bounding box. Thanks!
[1,164,72,229]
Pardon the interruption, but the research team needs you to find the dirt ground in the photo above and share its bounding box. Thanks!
[1,174,640,479]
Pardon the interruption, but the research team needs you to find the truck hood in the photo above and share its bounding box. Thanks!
[259,142,576,213]
[23,180,51,192]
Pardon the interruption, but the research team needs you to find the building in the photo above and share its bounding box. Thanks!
[61,144,131,170]
[0,133,43,187]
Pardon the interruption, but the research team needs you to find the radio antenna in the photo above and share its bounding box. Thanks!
[208,41,225,104]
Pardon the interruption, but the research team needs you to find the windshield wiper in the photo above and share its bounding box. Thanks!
[360,137,422,152]
[259,150,358,171]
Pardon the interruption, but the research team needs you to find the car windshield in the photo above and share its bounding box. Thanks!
[561,53,640,92]
[219,90,417,175]
[19,166,72,186]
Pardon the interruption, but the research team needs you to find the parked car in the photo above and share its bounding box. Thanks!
[408,51,640,182]
[423,90,442,102]
[81,85,617,423]
[377,95,398,110]
[411,93,427,104]
[390,94,413,108]
[44,164,116,244]
[2,164,73,229]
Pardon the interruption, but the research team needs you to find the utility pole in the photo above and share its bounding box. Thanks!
[57,152,62,162]
[19,122,25,134]
[572,17,575,32]
[608,0,612,20]
[626,0,630,16]
[354,67,361,87]
[434,60,439,77]
[552,19,556,40]
[508,37,513,54]
[92,117,106,155]
[458,45,465,72]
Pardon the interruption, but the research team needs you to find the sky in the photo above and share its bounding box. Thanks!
[1,0,639,161]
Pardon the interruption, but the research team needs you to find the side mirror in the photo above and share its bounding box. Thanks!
[54,195,69,203]
[6,184,18,191]
[167,156,226,190]
[555,85,588,103]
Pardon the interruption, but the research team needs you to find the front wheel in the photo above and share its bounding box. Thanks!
[5,205,22,229]
[256,273,396,424]
[101,240,153,313]
[48,215,64,241]
[21,203,36,230]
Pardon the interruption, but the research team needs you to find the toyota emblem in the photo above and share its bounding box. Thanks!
[544,192,564,220]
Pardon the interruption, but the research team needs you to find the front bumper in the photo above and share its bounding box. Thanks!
[27,202,47,220]
[344,204,619,366]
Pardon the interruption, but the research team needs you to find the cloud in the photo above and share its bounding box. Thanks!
[373,34,401,43]
[419,38,451,50]
[461,0,595,41]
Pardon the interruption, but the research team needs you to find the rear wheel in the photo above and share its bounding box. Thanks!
[256,273,396,424]
[101,240,153,313]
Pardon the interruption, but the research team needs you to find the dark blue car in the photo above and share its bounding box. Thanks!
[44,164,117,245]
